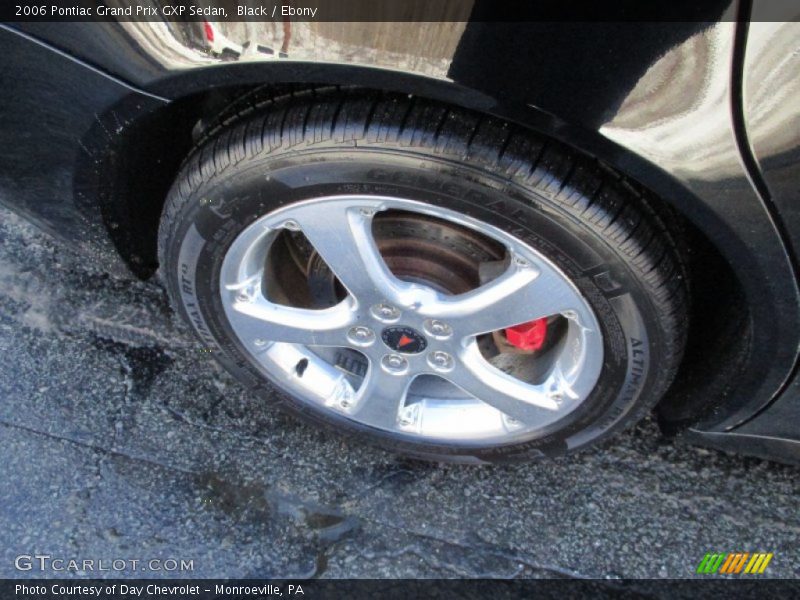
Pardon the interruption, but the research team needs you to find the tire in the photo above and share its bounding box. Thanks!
[158,90,688,464]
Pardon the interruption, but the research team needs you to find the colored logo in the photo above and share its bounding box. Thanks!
[696,552,773,575]
[381,326,427,354]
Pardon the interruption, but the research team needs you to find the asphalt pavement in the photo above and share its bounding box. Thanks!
[0,205,798,580]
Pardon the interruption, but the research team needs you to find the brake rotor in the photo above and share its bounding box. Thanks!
[306,210,506,305]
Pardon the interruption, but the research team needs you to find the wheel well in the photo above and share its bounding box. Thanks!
[80,84,261,279]
[92,83,749,424]
[657,218,751,428]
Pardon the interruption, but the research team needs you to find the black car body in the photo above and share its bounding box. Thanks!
[0,3,798,463]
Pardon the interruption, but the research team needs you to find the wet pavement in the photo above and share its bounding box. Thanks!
[0,205,798,579]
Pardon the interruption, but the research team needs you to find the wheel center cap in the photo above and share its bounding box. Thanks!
[382,326,427,354]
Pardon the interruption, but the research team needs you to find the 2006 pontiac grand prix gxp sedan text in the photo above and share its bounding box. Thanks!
[1,4,799,464]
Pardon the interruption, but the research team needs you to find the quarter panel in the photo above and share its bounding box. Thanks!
[744,24,800,260]
[732,19,800,441]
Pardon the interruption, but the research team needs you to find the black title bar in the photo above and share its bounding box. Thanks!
[2,0,799,23]
[5,579,800,600]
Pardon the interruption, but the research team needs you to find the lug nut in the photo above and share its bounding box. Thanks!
[254,338,267,347]
[371,303,401,322]
[283,220,300,231]
[513,255,530,268]
[381,353,409,375]
[424,319,452,339]
[347,326,375,347]
[427,350,454,372]
[397,404,420,428]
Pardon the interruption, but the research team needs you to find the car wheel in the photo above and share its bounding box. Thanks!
[158,91,688,463]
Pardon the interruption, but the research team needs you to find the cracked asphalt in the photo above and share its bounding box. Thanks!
[0,205,798,580]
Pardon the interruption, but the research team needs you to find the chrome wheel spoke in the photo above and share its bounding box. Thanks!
[348,364,415,429]
[283,200,405,304]
[226,292,355,347]
[431,259,579,336]
[445,343,562,426]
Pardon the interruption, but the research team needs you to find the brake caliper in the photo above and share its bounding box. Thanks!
[504,318,548,351]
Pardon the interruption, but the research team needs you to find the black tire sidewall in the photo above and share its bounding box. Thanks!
[164,148,661,463]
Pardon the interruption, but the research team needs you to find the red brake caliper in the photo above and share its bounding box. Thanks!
[504,318,548,351]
